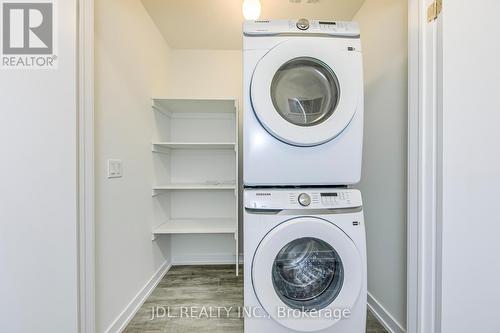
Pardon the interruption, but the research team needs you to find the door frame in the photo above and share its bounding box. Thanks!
[77,1,440,332]
[78,0,95,332]
[407,0,442,332]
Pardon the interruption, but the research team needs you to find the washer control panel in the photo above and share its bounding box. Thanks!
[244,188,362,210]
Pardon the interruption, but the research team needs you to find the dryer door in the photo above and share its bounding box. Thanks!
[251,38,361,146]
[252,217,362,332]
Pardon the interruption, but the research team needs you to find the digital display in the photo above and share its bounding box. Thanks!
[320,193,338,197]
[319,21,337,25]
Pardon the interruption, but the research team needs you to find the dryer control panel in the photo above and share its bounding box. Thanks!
[244,188,362,210]
[243,19,360,38]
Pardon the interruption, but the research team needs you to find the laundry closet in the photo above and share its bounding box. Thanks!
[94,1,407,332]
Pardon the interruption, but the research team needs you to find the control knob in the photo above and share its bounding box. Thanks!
[296,18,310,30]
[298,193,311,206]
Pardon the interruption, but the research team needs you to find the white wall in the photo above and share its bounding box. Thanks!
[439,1,500,331]
[353,0,408,330]
[0,1,79,332]
[166,50,242,100]
[94,0,171,331]
[166,49,244,260]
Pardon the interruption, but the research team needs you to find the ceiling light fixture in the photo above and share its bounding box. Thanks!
[243,0,261,20]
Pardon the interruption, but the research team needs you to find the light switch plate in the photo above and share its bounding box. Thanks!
[107,159,123,178]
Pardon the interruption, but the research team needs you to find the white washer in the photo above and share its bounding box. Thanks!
[243,19,364,186]
[244,188,367,333]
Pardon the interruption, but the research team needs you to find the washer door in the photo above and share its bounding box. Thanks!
[252,217,362,332]
[251,39,360,146]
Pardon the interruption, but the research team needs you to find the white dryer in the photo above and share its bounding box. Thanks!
[244,188,367,333]
[243,19,364,186]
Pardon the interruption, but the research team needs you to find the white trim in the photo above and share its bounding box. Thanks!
[407,0,442,332]
[172,253,244,266]
[78,0,95,332]
[368,292,406,333]
[406,1,420,332]
[104,262,172,333]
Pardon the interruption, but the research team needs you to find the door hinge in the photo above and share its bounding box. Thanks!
[427,0,442,22]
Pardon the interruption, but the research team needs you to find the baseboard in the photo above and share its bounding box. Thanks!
[104,261,172,333]
[172,253,244,265]
[367,292,406,333]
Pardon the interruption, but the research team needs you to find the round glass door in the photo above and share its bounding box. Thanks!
[251,216,363,332]
[272,237,344,311]
[250,39,361,146]
[271,57,340,127]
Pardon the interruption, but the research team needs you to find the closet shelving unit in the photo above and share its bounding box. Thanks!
[151,98,239,274]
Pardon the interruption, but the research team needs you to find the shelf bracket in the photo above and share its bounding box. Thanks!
[152,145,170,154]
[152,101,173,118]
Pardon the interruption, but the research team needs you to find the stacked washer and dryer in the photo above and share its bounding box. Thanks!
[243,19,367,333]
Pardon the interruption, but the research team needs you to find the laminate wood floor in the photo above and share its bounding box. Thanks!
[124,265,388,333]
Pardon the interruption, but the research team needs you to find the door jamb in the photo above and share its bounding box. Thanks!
[78,0,95,332]
[407,0,442,332]
[407,1,420,331]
